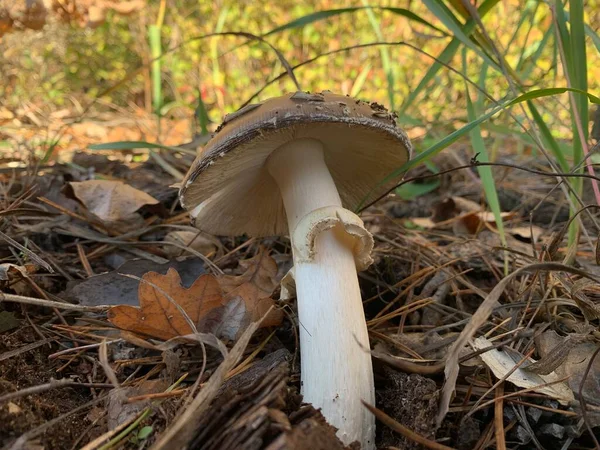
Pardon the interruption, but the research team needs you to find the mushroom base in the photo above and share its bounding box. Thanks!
[267,138,375,450]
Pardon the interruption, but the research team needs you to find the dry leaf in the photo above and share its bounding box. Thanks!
[536,330,600,406]
[108,257,283,341]
[0,263,38,296]
[455,211,514,235]
[67,257,207,307]
[408,217,436,229]
[108,268,224,341]
[65,180,159,222]
[163,230,219,258]
[508,225,545,243]
[471,336,574,404]
[219,249,283,330]
[0,263,35,282]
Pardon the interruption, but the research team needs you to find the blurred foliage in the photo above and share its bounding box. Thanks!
[2,0,600,252]
[0,0,598,139]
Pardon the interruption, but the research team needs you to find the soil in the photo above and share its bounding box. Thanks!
[0,326,93,449]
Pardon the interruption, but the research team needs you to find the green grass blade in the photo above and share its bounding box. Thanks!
[554,1,573,75]
[569,0,588,140]
[463,49,507,255]
[350,63,372,97]
[527,101,570,171]
[89,141,197,156]
[398,39,460,117]
[395,179,440,200]
[511,1,539,71]
[195,93,210,136]
[475,62,488,112]
[263,7,444,36]
[398,0,499,116]
[482,122,572,156]
[422,0,500,71]
[358,86,600,209]
[518,25,553,79]
[566,0,588,247]
[584,22,600,53]
[361,0,395,109]
[148,24,162,116]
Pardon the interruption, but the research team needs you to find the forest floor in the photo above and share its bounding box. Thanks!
[1,110,600,450]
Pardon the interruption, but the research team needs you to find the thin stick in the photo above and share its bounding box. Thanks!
[0,379,113,404]
[0,292,109,312]
[494,383,507,450]
[77,243,95,277]
[362,402,455,450]
[578,346,600,449]
[0,338,55,362]
[0,230,52,272]
[48,339,124,359]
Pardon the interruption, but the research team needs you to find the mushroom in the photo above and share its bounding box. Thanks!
[179,91,412,449]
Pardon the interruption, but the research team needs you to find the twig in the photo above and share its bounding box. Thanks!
[99,340,120,389]
[0,338,55,362]
[0,292,109,312]
[579,346,600,449]
[0,379,112,404]
[0,230,53,272]
[359,161,600,213]
[494,383,507,450]
[48,339,124,359]
[362,401,455,450]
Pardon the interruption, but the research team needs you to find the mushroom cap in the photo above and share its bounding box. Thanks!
[179,91,412,237]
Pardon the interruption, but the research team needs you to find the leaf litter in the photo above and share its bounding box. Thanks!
[107,249,283,341]
[2,134,600,449]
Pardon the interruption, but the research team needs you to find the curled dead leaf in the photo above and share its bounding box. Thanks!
[472,336,574,404]
[64,180,159,222]
[163,230,220,258]
[219,249,284,329]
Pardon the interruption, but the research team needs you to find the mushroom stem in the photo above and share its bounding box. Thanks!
[267,138,375,449]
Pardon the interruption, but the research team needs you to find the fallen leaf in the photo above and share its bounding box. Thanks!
[471,336,574,404]
[535,330,600,407]
[0,263,35,282]
[108,268,224,341]
[65,180,159,222]
[65,257,207,306]
[508,225,545,243]
[219,249,283,330]
[163,230,220,258]
[0,262,38,296]
[220,250,279,297]
[107,379,169,429]
[455,211,515,235]
[407,217,436,229]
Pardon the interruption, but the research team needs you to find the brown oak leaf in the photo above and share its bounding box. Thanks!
[107,268,224,341]
[218,249,283,336]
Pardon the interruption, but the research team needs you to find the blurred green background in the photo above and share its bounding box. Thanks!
[1,0,600,248]
[1,0,598,136]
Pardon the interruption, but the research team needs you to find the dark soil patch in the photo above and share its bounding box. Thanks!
[0,325,92,449]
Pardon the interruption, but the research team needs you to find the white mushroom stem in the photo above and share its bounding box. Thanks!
[267,138,375,449]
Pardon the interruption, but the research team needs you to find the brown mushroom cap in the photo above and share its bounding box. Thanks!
[179,91,412,237]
